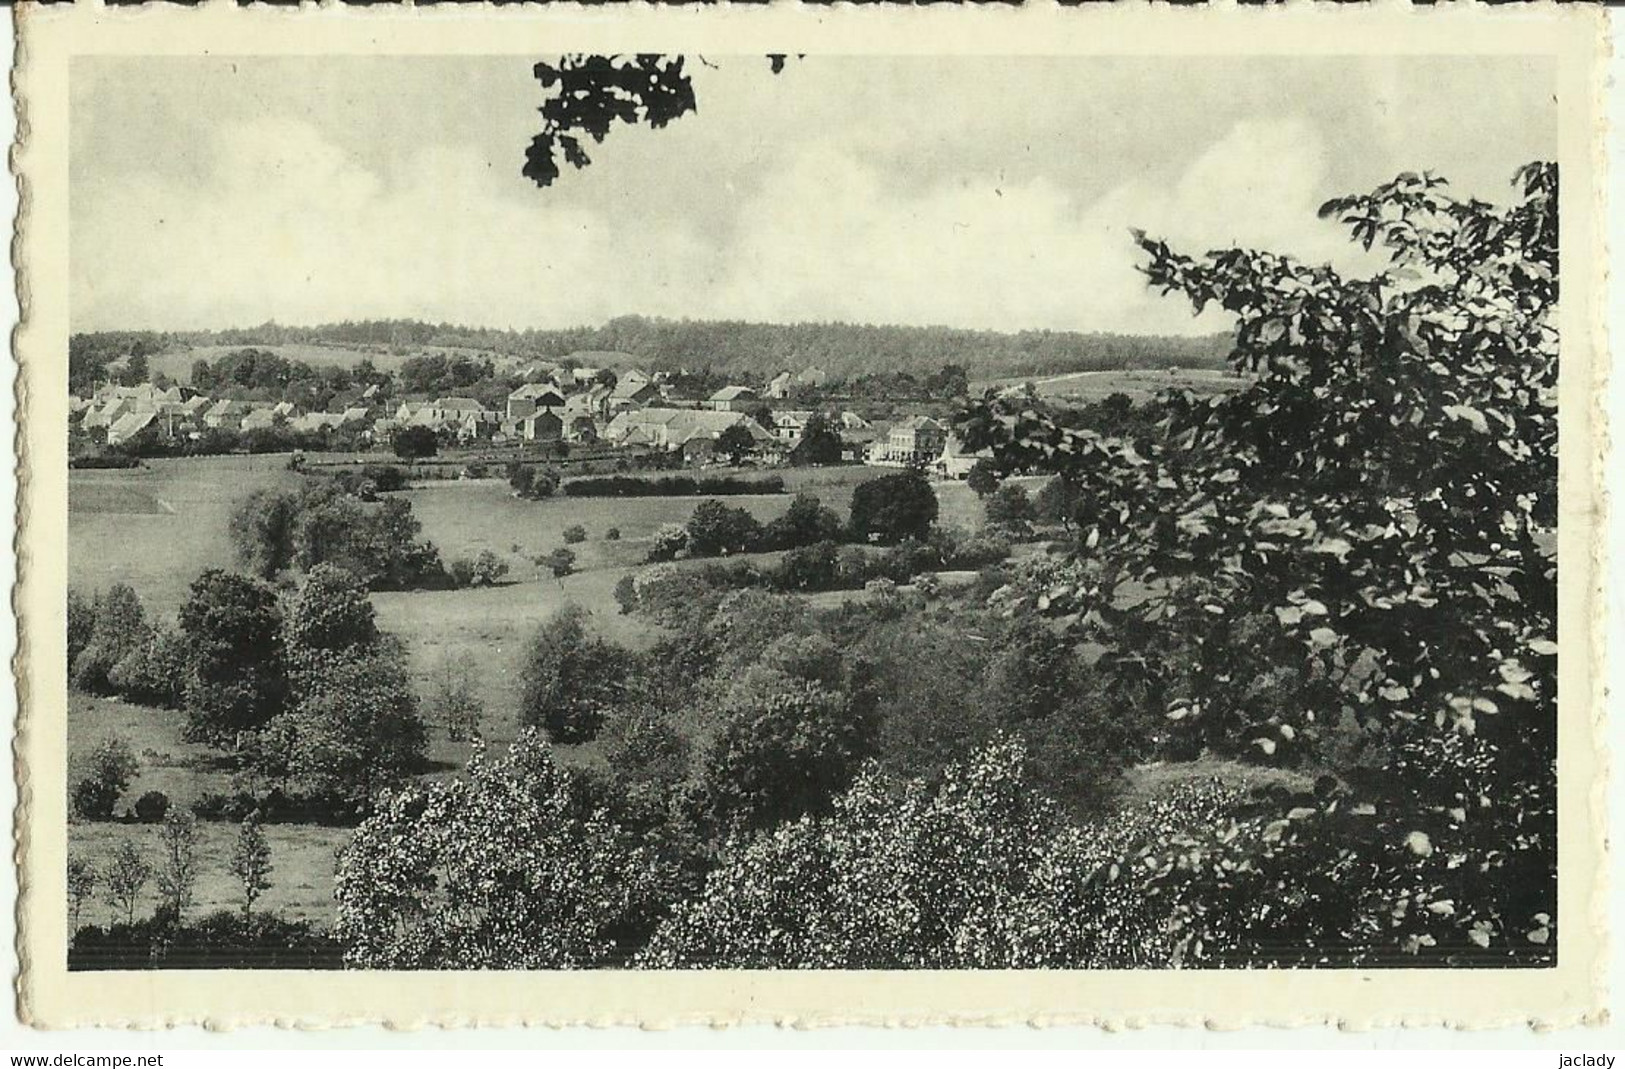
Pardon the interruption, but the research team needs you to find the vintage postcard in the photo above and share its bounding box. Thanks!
[12,1,1609,1029]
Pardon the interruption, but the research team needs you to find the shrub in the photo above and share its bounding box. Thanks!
[70,735,138,822]
[70,910,342,970]
[647,523,689,562]
[108,625,188,708]
[762,493,843,551]
[334,733,666,969]
[604,527,621,541]
[544,547,577,579]
[391,425,438,460]
[562,524,587,545]
[686,500,763,557]
[360,464,407,493]
[449,558,477,588]
[613,574,639,615]
[775,541,842,592]
[133,791,170,824]
[452,549,509,589]
[71,584,149,695]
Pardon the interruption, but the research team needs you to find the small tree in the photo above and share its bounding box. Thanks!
[284,563,378,660]
[67,857,97,931]
[648,523,688,562]
[104,839,150,926]
[791,412,843,466]
[519,604,632,743]
[70,584,148,695]
[848,470,939,544]
[70,734,139,822]
[229,812,274,919]
[431,650,485,742]
[984,482,1036,536]
[392,425,438,460]
[156,809,201,921]
[66,589,96,668]
[1034,475,1082,531]
[275,646,429,808]
[545,547,577,579]
[177,569,288,748]
[966,459,1000,498]
[506,462,535,498]
[686,499,763,557]
[762,492,843,551]
[613,574,639,615]
[562,524,587,545]
[716,423,757,465]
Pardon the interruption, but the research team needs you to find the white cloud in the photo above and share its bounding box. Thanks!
[71,113,1380,335]
[705,117,1359,335]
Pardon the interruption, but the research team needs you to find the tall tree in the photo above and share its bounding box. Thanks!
[177,570,287,747]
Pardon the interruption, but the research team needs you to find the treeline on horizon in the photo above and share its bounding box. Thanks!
[70,315,1234,385]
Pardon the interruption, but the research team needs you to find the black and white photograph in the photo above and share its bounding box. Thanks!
[14,2,1608,1032]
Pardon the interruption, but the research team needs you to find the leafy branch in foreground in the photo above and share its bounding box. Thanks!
[957,163,1559,964]
[524,55,794,188]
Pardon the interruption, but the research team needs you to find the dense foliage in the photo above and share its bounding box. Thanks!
[958,164,1560,963]
[71,318,1227,389]
[229,482,446,591]
[334,732,667,968]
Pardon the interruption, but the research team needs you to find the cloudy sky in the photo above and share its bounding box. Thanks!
[70,54,1555,336]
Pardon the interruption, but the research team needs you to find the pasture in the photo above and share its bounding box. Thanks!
[69,454,305,614]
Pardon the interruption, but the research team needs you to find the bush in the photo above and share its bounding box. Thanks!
[71,584,149,695]
[562,474,784,497]
[613,574,639,615]
[391,425,438,460]
[604,527,621,541]
[453,550,509,589]
[761,493,843,551]
[70,910,343,970]
[686,500,763,557]
[562,524,587,545]
[544,547,577,579]
[108,625,188,708]
[133,790,170,824]
[70,735,138,821]
[775,541,842,592]
[647,523,689,562]
[360,464,407,493]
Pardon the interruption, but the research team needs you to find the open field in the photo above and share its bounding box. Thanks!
[69,455,305,614]
[973,366,1248,403]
